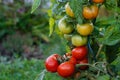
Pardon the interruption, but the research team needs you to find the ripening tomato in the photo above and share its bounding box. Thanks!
[57,62,75,78]
[76,23,94,36]
[65,2,74,18]
[69,57,77,65]
[71,35,87,47]
[58,17,73,34]
[92,0,104,3]
[83,5,99,19]
[72,46,88,60]
[77,58,88,70]
[45,54,59,72]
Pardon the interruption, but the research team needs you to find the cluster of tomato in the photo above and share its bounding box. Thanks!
[45,0,104,79]
[45,47,88,78]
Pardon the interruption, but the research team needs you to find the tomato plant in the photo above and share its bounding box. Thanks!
[32,0,120,80]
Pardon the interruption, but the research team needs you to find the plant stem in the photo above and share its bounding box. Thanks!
[96,44,103,58]
[76,63,107,74]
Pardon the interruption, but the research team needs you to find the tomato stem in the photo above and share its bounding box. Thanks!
[87,36,97,62]
[95,44,103,58]
[76,62,107,74]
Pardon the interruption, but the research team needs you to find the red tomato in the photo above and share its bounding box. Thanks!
[57,62,75,78]
[45,54,59,72]
[77,58,88,70]
[72,46,88,60]
[69,57,77,65]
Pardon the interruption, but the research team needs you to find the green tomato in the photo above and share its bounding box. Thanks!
[58,17,73,34]
[71,35,87,47]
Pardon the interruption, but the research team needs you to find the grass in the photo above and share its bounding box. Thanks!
[0,57,63,80]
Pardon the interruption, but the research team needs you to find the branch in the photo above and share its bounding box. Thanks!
[96,44,103,58]
[76,63,107,74]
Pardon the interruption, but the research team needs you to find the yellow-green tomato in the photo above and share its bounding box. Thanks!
[58,17,73,34]
[71,35,87,47]
[76,23,94,36]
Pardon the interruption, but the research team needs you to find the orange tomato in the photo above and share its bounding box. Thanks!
[83,5,99,19]
[92,0,104,3]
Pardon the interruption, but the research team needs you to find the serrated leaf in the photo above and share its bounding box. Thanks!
[49,18,55,37]
[31,0,41,13]
[111,54,120,73]
[98,26,120,46]
[35,69,47,80]
[104,0,116,10]
[95,18,116,27]
[69,0,84,24]
[97,75,110,80]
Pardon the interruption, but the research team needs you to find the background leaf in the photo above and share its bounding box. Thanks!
[98,26,120,46]
[49,18,55,37]
[97,75,110,80]
[31,0,41,13]
[35,69,47,80]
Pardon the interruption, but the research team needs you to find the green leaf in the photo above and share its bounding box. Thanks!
[104,0,116,10]
[95,18,116,27]
[111,54,120,74]
[31,0,41,13]
[98,26,120,46]
[97,75,110,80]
[69,0,85,24]
[49,18,55,37]
[35,69,47,80]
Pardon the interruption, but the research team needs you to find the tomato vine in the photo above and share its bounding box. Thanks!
[32,0,120,80]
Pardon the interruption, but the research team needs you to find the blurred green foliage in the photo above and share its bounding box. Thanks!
[0,1,67,79]
[0,56,63,80]
[0,0,67,57]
